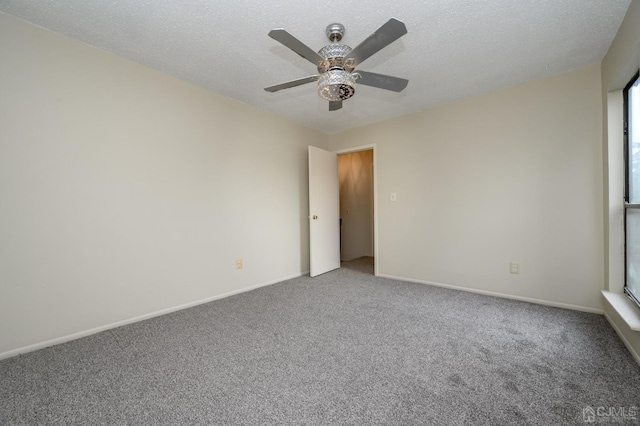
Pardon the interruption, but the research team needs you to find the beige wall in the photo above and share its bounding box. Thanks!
[329,64,604,312]
[3,3,638,360]
[338,150,374,261]
[0,13,326,357]
[601,0,640,361]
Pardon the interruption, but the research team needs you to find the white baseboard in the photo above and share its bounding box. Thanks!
[378,274,604,314]
[604,311,640,366]
[341,256,372,262]
[0,271,307,361]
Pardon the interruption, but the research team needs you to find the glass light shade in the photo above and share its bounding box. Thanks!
[317,70,356,101]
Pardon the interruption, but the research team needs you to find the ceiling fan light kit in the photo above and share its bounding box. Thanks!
[317,70,357,101]
[264,18,409,111]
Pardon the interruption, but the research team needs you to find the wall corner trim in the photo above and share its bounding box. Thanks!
[603,310,640,366]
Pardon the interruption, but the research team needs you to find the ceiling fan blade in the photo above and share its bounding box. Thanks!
[347,18,407,67]
[329,100,343,111]
[264,75,320,92]
[268,29,325,66]
[356,71,408,92]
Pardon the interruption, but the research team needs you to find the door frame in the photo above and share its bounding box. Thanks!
[334,144,379,276]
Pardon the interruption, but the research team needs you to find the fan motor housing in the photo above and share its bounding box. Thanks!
[317,43,355,73]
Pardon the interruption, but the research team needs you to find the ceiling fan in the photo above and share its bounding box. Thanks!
[264,18,409,111]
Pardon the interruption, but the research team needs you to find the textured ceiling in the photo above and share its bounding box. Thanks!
[0,1,632,134]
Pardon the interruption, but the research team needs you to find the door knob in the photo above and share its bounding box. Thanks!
[312,215,318,220]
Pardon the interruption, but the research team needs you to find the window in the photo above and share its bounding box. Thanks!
[624,71,640,307]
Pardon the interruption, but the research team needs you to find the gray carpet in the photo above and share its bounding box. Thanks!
[1,257,639,425]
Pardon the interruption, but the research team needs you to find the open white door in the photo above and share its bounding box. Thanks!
[308,146,340,277]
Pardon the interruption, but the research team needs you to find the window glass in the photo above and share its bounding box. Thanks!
[629,78,640,203]
[625,73,640,305]
[626,210,640,301]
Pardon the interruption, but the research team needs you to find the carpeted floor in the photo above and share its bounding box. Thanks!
[1,257,639,425]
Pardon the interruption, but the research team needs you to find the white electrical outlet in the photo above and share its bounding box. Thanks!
[509,262,520,274]
[390,192,397,202]
[235,258,243,270]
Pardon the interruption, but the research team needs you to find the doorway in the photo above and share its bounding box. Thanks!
[337,148,375,274]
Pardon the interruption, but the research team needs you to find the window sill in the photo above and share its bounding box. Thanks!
[602,291,640,331]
